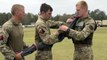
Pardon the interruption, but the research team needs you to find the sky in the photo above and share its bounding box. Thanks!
[0,0,107,16]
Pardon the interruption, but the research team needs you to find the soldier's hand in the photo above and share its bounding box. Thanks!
[59,25,68,31]
[66,18,73,23]
[15,52,22,60]
[23,45,29,49]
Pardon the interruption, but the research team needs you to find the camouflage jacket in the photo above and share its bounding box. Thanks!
[67,15,96,44]
[35,15,64,45]
[0,19,25,60]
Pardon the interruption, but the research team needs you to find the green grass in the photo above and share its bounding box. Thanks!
[0,27,107,60]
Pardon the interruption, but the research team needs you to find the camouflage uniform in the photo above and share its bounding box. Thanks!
[35,15,63,60]
[0,19,25,60]
[67,15,95,60]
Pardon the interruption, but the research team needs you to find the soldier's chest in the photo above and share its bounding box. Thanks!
[45,23,51,34]
[75,20,85,31]
[10,25,23,38]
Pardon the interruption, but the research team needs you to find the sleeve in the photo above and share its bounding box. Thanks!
[0,26,15,60]
[47,20,66,28]
[36,24,59,45]
[68,19,95,40]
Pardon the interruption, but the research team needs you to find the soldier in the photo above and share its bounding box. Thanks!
[14,3,65,59]
[34,3,65,60]
[0,4,27,60]
[59,0,97,60]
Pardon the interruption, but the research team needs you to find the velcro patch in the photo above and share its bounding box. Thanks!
[76,21,84,27]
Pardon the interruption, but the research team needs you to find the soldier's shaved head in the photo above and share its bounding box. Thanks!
[11,4,24,15]
[76,0,88,10]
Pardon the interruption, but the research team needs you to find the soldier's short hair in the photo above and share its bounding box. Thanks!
[40,3,53,13]
[11,4,24,15]
[76,0,88,10]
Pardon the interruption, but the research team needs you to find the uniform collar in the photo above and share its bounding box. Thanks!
[80,15,90,20]
[38,15,47,23]
[10,18,20,26]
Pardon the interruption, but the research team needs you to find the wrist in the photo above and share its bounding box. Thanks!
[54,30,59,36]
[66,28,70,34]
[20,52,24,57]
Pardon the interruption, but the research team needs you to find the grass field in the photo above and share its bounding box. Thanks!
[0,27,107,60]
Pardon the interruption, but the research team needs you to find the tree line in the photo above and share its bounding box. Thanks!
[0,9,107,25]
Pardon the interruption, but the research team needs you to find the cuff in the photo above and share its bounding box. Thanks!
[66,28,70,34]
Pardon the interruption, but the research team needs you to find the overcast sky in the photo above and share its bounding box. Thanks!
[0,0,106,16]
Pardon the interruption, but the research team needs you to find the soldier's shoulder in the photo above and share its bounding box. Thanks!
[2,20,13,30]
[84,16,97,30]
[35,19,46,27]
[36,19,44,24]
[85,16,95,24]
[0,29,8,44]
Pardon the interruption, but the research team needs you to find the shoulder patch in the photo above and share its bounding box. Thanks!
[0,35,4,40]
[38,28,45,34]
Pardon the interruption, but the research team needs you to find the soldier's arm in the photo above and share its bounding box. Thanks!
[23,41,29,49]
[21,24,28,49]
[20,42,52,57]
[0,29,16,60]
[47,20,66,28]
[67,19,95,40]
[37,24,59,45]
